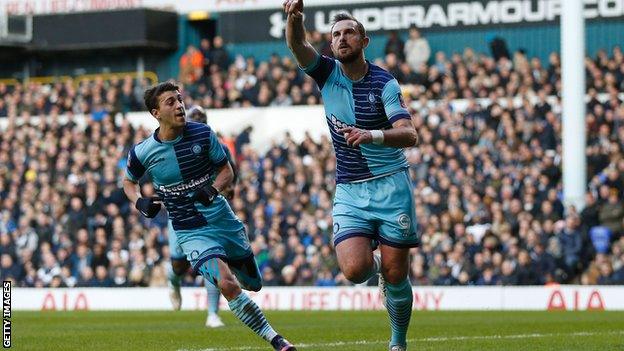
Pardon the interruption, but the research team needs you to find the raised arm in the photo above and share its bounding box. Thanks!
[283,0,317,68]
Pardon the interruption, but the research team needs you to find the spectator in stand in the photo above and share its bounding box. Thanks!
[76,266,96,287]
[476,265,499,286]
[385,30,405,61]
[499,260,518,285]
[599,188,624,238]
[488,35,511,61]
[210,36,231,71]
[0,253,22,281]
[37,252,61,287]
[199,38,212,73]
[597,261,616,285]
[558,216,583,278]
[404,27,430,71]
[179,45,205,85]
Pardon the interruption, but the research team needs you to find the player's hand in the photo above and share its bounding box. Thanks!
[194,184,220,207]
[338,127,373,147]
[135,196,162,218]
[283,0,303,17]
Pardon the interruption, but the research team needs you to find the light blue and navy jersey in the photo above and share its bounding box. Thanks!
[125,121,229,231]
[304,54,410,183]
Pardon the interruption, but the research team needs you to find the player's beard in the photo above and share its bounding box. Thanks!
[336,46,363,64]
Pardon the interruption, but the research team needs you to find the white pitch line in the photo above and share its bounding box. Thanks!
[178,330,624,351]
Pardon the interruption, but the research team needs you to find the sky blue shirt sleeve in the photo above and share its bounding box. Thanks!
[125,146,145,182]
[381,79,411,124]
[208,129,227,167]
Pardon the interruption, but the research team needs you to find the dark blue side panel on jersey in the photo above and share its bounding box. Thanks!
[328,117,373,183]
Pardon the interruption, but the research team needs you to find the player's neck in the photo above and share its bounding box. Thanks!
[158,124,184,141]
[340,58,368,82]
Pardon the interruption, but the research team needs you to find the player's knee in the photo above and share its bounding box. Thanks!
[382,266,408,284]
[342,266,371,284]
[172,260,190,276]
[218,275,242,300]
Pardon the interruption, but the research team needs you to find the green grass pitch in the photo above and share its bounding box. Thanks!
[13,310,624,350]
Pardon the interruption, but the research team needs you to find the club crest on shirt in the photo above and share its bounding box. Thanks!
[191,144,203,155]
[368,91,377,111]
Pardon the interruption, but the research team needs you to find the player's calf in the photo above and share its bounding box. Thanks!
[214,271,242,300]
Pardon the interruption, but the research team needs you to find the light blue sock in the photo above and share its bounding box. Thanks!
[385,278,413,348]
[206,279,220,315]
[228,292,278,342]
[166,262,182,288]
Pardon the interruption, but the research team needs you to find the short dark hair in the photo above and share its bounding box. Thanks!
[144,81,179,113]
[331,13,366,38]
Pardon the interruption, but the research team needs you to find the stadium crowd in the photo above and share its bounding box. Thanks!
[1,31,624,288]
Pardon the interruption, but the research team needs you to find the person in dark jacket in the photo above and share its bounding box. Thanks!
[531,244,556,284]
[558,216,583,278]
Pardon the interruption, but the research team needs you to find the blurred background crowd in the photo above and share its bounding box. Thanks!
[1,30,623,289]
